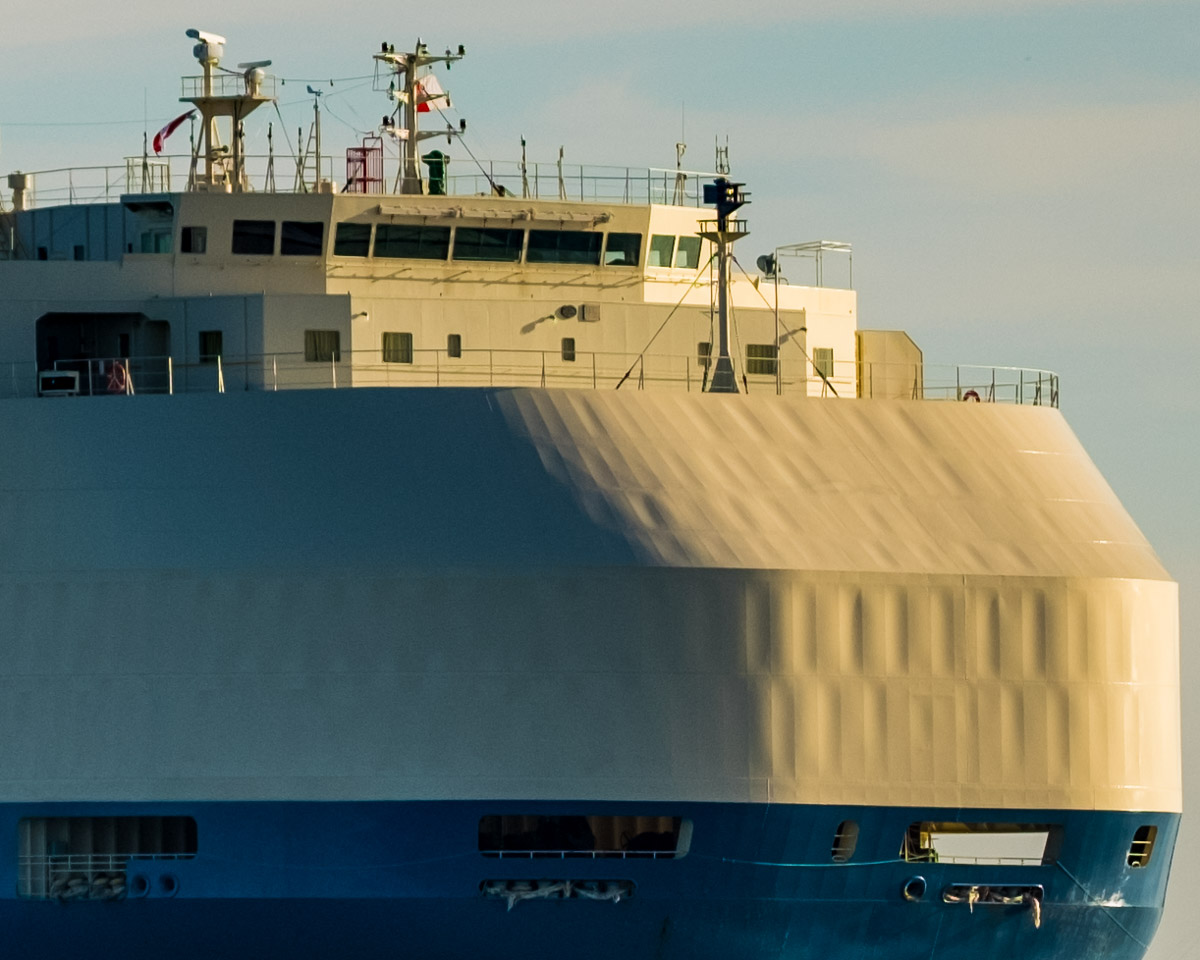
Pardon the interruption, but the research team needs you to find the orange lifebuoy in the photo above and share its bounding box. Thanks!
[962,389,980,402]
[106,360,128,394]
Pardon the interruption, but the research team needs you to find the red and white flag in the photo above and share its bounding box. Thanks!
[153,110,196,154]
[415,74,445,113]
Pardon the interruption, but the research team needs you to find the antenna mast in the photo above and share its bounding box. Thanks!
[375,39,466,194]
[699,178,750,393]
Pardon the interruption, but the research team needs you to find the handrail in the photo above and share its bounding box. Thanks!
[0,350,1059,406]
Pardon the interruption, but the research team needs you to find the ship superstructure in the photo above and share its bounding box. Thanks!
[0,31,1179,960]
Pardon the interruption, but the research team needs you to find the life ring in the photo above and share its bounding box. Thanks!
[106,361,128,394]
[962,389,980,402]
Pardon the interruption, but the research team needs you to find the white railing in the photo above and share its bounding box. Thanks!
[0,350,1057,406]
[18,852,191,899]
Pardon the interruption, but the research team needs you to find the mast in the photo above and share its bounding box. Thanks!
[699,178,750,393]
[375,40,466,194]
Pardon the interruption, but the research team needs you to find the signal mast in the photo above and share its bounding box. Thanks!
[375,40,467,194]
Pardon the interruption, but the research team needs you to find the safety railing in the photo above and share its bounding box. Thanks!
[5,160,717,208]
[0,350,1057,406]
[18,852,192,899]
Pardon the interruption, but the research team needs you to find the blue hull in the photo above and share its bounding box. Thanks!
[2,801,1177,960]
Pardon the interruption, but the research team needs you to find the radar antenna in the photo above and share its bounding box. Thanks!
[374,39,466,194]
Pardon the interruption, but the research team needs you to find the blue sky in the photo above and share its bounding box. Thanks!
[3,2,1198,954]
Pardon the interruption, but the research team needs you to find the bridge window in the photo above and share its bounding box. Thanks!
[526,230,602,265]
[334,222,372,257]
[603,232,641,267]
[305,329,341,363]
[746,343,778,376]
[697,341,712,369]
[812,347,834,380]
[281,220,324,256]
[561,338,576,362]
[478,815,690,859]
[375,224,450,260]
[453,227,524,262]
[675,236,702,269]
[232,219,275,255]
[648,234,675,267]
[383,332,414,364]
[181,226,207,254]
[198,330,222,364]
[1128,826,1158,868]
[447,334,462,358]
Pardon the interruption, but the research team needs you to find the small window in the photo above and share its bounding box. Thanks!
[675,236,702,269]
[37,247,48,261]
[697,341,712,369]
[281,220,324,256]
[831,821,859,862]
[561,338,576,362]
[181,226,207,254]
[232,219,275,255]
[447,334,462,358]
[374,224,450,260]
[382,332,414,364]
[648,234,675,267]
[453,227,524,262]
[304,329,341,362]
[604,232,642,267]
[198,330,223,364]
[334,223,372,257]
[746,343,778,376]
[140,230,172,254]
[73,245,85,261]
[526,230,602,265]
[1128,825,1158,868]
[812,347,834,380]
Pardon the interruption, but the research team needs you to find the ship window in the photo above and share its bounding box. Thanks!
[18,816,197,900]
[375,224,450,260]
[383,332,414,364]
[746,343,777,376]
[305,329,341,362]
[232,219,276,255]
[181,226,207,254]
[831,821,859,862]
[561,338,576,362]
[478,815,690,859]
[675,236,702,269]
[604,232,641,267]
[812,347,834,380]
[140,229,172,254]
[73,245,85,261]
[334,223,372,257]
[453,227,524,262]
[198,330,222,364]
[526,230,602,265]
[902,822,1061,866]
[1127,825,1158,868]
[447,334,462,358]
[648,234,675,267]
[37,247,48,260]
[281,220,324,256]
[697,341,712,369]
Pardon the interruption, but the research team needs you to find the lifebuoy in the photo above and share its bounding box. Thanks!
[106,360,128,394]
[962,389,980,402]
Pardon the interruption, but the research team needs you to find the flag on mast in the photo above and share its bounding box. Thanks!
[153,110,196,154]
[415,74,446,113]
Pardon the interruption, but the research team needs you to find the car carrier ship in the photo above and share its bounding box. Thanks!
[0,29,1180,960]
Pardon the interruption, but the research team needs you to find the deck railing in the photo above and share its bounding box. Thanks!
[0,350,1059,406]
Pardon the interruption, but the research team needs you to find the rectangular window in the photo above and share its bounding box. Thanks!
[232,219,275,255]
[561,338,576,362]
[18,816,198,900]
[374,224,450,260]
[903,822,1061,866]
[675,236,702,269]
[281,220,325,256]
[812,347,834,380]
[478,815,690,859]
[746,343,778,376]
[604,232,642,267]
[140,230,172,254]
[697,341,712,369]
[181,226,207,254]
[73,245,85,261]
[198,330,223,364]
[382,332,414,363]
[304,329,341,362]
[453,227,524,262]
[334,222,372,257]
[648,234,675,267]
[526,230,602,265]
[447,334,462,358]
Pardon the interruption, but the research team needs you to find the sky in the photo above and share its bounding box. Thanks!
[3,1,1199,955]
